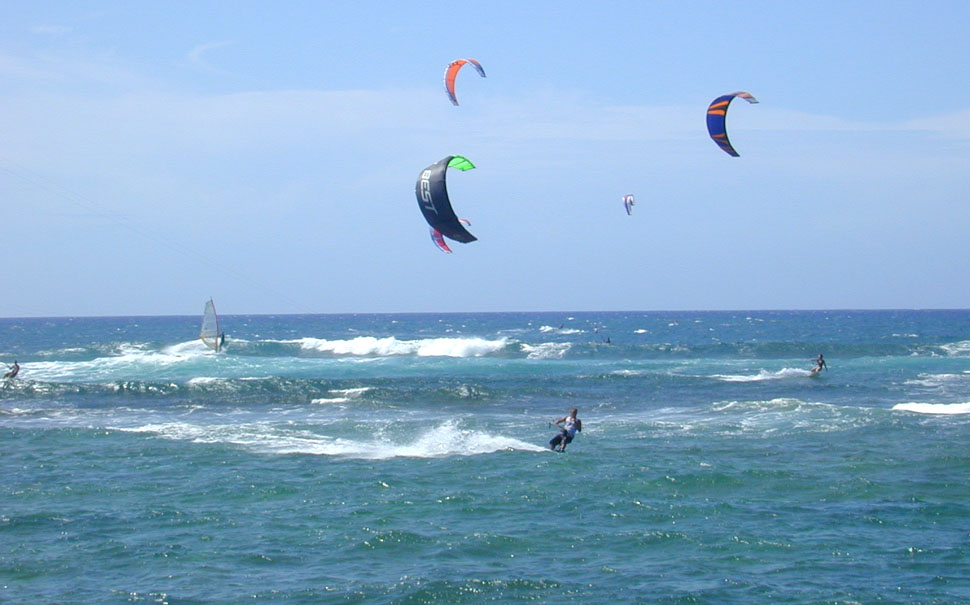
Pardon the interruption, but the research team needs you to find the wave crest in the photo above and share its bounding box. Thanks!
[285,336,510,358]
[892,402,970,415]
[939,341,970,356]
[711,368,814,382]
[521,342,571,360]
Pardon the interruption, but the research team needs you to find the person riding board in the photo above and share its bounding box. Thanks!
[4,360,20,380]
[549,408,582,452]
[813,354,827,373]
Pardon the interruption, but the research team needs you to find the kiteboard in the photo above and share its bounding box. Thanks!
[809,367,821,377]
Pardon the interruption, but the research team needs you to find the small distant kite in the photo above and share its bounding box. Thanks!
[416,155,477,249]
[706,91,758,157]
[430,219,472,253]
[622,194,635,216]
[444,59,486,106]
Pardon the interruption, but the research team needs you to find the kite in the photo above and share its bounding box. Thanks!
[416,155,477,246]
[706,91,758,157]
[444,59,486,106]
[430,219,472,253]
[622,194,635,216]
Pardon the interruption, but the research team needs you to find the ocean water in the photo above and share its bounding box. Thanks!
[2,310,969,603]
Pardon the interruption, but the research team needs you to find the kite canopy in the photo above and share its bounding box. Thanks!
[622,194,635,216]
[430,219,471,253]
[706,91,758,157]
[415,156,477,244]
[444,59,486,106]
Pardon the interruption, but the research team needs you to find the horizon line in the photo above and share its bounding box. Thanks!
[1,307,968,321]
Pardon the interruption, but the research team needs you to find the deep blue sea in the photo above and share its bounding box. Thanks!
[2,310,970,603]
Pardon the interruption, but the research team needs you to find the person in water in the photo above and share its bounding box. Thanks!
[814,354,827,372]
[4,360,20,380]
[549,408,582,452]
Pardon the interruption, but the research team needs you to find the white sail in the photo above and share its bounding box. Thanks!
[200,298,223,351]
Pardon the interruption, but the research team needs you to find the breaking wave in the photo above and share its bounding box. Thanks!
[892,402,970,415]
[279,336,511,358]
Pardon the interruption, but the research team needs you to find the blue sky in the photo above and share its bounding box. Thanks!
[1,1,968,317]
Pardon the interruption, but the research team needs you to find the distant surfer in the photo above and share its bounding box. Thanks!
[549,408,582,452]
[4,360,20,380]
[218,333,226,351]
[812,354,827,374]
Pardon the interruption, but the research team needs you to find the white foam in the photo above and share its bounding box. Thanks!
[281,336,509,358]
[707,398,859,434]
[18,340,212,382]
[306,386,372,405]
[903,373,970,388]
[36,347,88,356]
[115,419,546,459]
[162,340,214,355]
[892,402,970,415]
[939,341,970,356]
[611,369,645,376]
[371,421,546,459]
[538,325,582,335]
[712,397,815,413]
[310,397,350,405]
[329,387,371,396]
[712,367,813,382]
[521,342,571,360]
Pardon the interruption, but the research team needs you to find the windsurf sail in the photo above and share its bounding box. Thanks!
[415,155,477,244]
[200,298,224,352]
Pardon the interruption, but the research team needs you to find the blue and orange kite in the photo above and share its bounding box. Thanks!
[706,91,758,157]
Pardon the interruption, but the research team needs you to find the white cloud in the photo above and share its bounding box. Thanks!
[187,41,236,75]
[30,24,73,36]
[0,52,47,79]
[902,109,970,139]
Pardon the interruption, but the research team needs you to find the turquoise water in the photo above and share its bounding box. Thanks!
[2,310,970,602]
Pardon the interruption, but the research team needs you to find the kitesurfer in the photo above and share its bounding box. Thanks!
[549,408,581,452]
[4,360,20,380]
[813,354,827,373]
